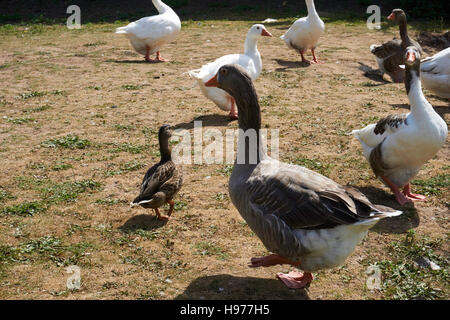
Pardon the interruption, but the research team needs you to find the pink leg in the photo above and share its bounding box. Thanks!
[249,254,298,268]
[277,271,314,289]
[299,50,311,64]
[155,51,168,62]
[311,48,322,64]
[228,97,238,120]
[145,46,158,63]
[381,176,412,205]
[403,183,426,201]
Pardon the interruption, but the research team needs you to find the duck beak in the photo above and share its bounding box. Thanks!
[261,29,272,37]
[406,51,416,63]
[205,74,219,87]
[387,13,395,21]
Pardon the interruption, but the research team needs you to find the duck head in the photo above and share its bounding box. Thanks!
[158,124,172,141]
[387,9,406,24]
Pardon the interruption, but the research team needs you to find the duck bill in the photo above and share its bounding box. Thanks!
[261,29,272,37]
[387,13,395,21]
[406,52,416,63]
[205,74,219,87]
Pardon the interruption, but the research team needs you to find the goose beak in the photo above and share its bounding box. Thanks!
[387,13,395,21]
[406,51,416,63]
[261,29,272,37]
[205,74,219,87]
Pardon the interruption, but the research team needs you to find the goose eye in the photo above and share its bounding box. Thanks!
[220,68,226,74]
[256,27,260,30]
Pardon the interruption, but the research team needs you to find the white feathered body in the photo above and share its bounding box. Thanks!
[189,53,260,111]
[352,77,448,187]
[189,25,265,112]
[115,1,181,56]
[281,15,324,53]
[421,47,450,99]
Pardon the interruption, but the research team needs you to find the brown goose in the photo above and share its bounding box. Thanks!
[205,65,402,289]
[370,9,422,83]
[130,125,183,220]
[352,47,447,205]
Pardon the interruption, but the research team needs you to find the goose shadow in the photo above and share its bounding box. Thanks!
[174,274,310,300]
[351,185,420,234]
[274,58,311,70]
[106,59,149,64]
[174,114,232,130]
[358,62,389,84]
[119,213,168,232]
[391,104,450,116]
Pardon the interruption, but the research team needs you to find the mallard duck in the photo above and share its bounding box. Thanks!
[352,47,447,205]
[370,9,422,83]
[420,47,450,99]
[204,65,402,289]
[189,24,272,120]
[280,0,325,64]
[130,125,183,220]
[115,0,181,62]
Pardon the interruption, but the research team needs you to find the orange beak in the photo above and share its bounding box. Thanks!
[261,29,272,37]
[406,51,416,63]
[205,74,219,87]
[387,13,395,21]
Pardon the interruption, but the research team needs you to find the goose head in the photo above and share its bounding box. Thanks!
[248,24,272,38]
[205,64,253,97]
[387,9,406,24]
[405,46,421,68]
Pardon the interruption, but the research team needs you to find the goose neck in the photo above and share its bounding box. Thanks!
[152,0,171,14]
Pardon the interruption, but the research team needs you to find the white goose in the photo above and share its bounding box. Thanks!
[189,24,272,120]
[420,47,450,99]
[115,0,181,62]
[280,0,325,64]
[352,47,448,205]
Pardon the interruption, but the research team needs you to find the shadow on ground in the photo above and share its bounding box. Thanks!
[353,185,420,234]
[174,274,310,300]
[174,114,232,130]
[274,58,311,71]
[357,62,390,83]
[119,213,168,232]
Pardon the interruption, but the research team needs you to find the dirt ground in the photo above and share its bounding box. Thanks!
[0,16,448,300]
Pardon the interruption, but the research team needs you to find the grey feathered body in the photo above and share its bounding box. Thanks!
[229,157,401,272]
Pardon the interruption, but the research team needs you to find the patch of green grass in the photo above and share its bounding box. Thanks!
[39,179,101,204]
[375,231,448,300]
[121,84,143,90]
[6,117,35,124]
[83,41,106,47]
[1,201,46,216]
[41,135,91,149]
[194,241,228,260]
[259,95,275,107]
[19,236,93,267]
[19,91,46,99]
[108,143,144,154]
[293,157,333,176]
[0,188,15,203]
[23,105,51,113]
[174,200,187,211]
[113,124,135,131]
[95,198,124,206]
[218,164,233,176]
[411,173,449,196]
[105,160,145,176]
[52,162,73,171]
